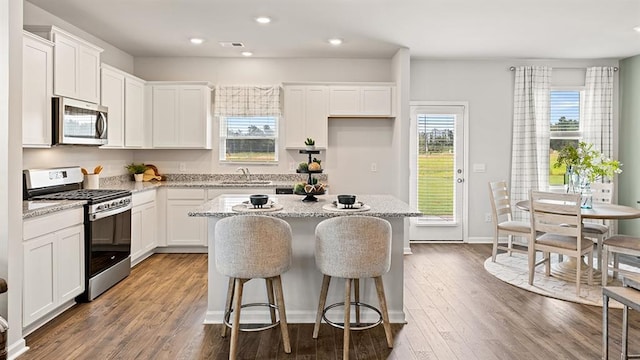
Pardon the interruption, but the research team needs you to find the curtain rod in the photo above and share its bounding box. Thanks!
[509,66,618,71]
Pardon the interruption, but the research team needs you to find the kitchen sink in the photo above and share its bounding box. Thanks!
[220,180,273,185]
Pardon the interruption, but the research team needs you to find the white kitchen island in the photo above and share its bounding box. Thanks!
[189,194,421,325]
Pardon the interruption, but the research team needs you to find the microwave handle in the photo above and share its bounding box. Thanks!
[96,112,107,139]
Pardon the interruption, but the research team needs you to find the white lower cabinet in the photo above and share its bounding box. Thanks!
[131,190,157,265]
[166,189,207,247]
[23,208,84,328]
[164,187,276,248]
[23,233,55,326]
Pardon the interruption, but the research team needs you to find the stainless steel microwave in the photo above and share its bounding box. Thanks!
[52,97,108,145]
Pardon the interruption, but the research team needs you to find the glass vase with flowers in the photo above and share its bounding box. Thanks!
[553,141,622,208]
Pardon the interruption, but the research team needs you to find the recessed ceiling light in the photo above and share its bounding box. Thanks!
[190,38,204,45]
[634,26,640,32]
[241,51,253,57]
[255,16,271,24]
[328,38,343,46]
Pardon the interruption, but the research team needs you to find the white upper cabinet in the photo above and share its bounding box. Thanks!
[22,31,54,148]
[125,76,145,147]
[25,25,103,103]
[100,66,125,147]
[283,85,329,148]
[329,85,395,117]
[100,64,146,148]
[148,82,213,149]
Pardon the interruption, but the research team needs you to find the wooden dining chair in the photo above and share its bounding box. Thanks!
[528,190,594,296]
[602,235,640,286]
[584,182,614,270]
[488,181,532,262]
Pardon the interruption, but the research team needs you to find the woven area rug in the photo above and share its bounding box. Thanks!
[484,252,624,308]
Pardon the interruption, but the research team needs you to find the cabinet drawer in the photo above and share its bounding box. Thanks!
[132,189,156,206]
[23,207,84,240]
[166,188,206,200]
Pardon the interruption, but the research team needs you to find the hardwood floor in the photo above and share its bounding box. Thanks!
[21,244,640,359]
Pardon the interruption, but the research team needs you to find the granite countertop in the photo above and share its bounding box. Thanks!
[22,178,302,218]
[189,194,422,218]
[23,200,86,220]
[102,180,295,193]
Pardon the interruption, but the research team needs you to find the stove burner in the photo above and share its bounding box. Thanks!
[32,189,131,204]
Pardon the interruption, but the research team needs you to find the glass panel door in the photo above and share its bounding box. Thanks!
[410,104,465,241]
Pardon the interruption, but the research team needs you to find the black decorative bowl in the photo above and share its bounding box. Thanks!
[249,194,269,208]
[337,195,356,206]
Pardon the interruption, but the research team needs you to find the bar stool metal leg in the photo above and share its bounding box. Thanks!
[272,275,291,353]
[603,293,609,360]
[230,278,245,360]
[354,278,360,326]
[344,278,352,360]
[266,278,277,324]
[374,276,394,348]
[623,305,629,359]
[222,278,235,338]
[313,275,331,339]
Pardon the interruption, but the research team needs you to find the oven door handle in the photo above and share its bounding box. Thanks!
[89,203,132,221]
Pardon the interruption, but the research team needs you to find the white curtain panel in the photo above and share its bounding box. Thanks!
[583,67,614,158]
[214,85,281,117]
[510,66,551,221]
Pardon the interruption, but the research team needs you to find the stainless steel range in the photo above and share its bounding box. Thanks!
[24,167,132,301]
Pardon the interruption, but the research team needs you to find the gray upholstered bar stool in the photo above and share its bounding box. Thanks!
[313,216,394,360]
[214,215,292,360]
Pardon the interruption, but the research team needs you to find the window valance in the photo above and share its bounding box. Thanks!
[214,85,281,117]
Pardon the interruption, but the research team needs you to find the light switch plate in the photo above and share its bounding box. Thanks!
[473,163,486,173]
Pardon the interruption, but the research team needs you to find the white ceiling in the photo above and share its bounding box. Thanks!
[25,0,640,60]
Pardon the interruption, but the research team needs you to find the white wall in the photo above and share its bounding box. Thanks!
[325,118,395,195]
[618,55,640,236]
[410,58,620,240]
[134,57,392,83]
[391,48,411,203]
[23,147,135,177]
[6,0,26,356]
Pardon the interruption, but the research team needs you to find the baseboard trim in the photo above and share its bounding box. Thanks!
[154,246,207,254]
[8,338,27,360]
[467,236,493,244]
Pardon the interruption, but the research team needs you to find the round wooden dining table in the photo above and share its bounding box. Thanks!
[516,200,640,220]
[515,200,640,283]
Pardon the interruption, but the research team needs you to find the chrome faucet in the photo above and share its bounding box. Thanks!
[236,167,250,181]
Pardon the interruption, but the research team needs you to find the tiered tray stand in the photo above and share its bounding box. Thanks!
[296,150,323,202]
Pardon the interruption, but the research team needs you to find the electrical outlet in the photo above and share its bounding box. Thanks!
[484,213,492,223]
[371,162,378,172]
[289,162,295,171]
[179,162,186,172]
